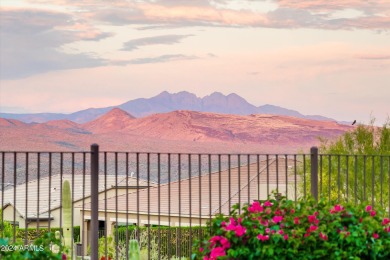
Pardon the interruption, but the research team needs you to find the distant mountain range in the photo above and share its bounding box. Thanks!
[0,108,352,153]
[0,91,336,123]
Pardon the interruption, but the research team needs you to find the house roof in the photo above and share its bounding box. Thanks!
[83,157,301,218]
[0,174,152,219]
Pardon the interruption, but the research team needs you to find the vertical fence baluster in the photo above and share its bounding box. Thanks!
[346,155,349,203]
[247,154,250,205]
[178,153,182,258]
[266,154,269,197]
[228,155,231,212]
[125,153,129,260]
[328,155,331,202]
[303,154,306,199]
[1,153,4,239]
[198,154,202,242]
[354,155,357,206]
[147,153,151,260]
[13,152,16,244]
[158,153,161,260]
[71,153,75,259]
[319,155,322,199]
[168,153,171,259]
[37,153,40,233]
[238,155,241,213]
[90,144,99,260]
[104,152,108,258]
[285,155,288,200]
[276,154,279,194]
[310,147,318,202]
[257,155,260,200]
[337,155,341,202]
[371,156,375,207]
[380,156,383,207]
[25,153,28,245]
[364,156,366,201]
[189,154,192,259]
[294,155,297,204]
[136,153,140,243]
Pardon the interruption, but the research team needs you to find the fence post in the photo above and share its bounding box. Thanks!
[91,144,99,260]
[310,147,319,202]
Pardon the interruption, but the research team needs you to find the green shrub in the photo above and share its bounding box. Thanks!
[114,225,207,258]
[192,192,390,259]
[15,226,80,243]
[0,232,65,259]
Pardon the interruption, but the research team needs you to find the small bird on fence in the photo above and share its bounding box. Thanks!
[352,120,356,125]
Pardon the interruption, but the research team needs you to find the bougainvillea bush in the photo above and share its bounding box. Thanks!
[192,193,390,259]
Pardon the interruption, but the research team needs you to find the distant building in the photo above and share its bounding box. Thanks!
[1,174,153,229]
[79,157,300,251]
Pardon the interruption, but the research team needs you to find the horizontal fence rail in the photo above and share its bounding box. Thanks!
[0,145,389,259]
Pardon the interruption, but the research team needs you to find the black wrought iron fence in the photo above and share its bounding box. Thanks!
[0,145,389,259]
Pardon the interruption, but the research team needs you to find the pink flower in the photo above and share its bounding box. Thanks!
[274,209,282,215]
[384,227,390,232]
[225,218,237,231]
[203,257,209,260]
[265,208,272,214]
[333,204,344,212]
[210,247,226,259]
[235,224,246,237]
[264,201,273,207]
[382,218,390,226]
[314,211,319,216]
[366,205,372,212]
[200,247,204,252]
[220,237,230,249]
[257,234,269,242]
[304,233,310,238]
[265,228,271,234]
[372,233,379,239]
[278,230,284,235]
[294,217,300,225]
[209,236,221,248]
[309,225,318,232]
[319,232,328,241]
[273,216,283,224]
[370,211,376,217]
[62,254,67,260]
[308,215,316,223]
[261,219,269,227]
[248,201,264,213]
[290,209,295,214]
[314,219,319,225]
[283,234,289,240]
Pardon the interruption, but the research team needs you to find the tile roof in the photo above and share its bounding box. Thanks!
[0,174,151,219]
[84,157,301,217]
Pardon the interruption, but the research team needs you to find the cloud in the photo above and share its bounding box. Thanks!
[87,2,390,31]
[0,8,112,79]
[128,54,198,64]
[274,0,390,13]
[121,34,193,51]
[356,54,390,60]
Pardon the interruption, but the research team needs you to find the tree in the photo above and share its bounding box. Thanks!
[301,118,390,207]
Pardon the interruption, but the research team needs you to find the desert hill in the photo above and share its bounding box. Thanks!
[0,109,352,153]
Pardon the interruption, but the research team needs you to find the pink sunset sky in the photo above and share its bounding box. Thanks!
[0,0,389,124]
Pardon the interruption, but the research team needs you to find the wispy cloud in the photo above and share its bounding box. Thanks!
[356,54,390,60]
[23,0,390,31]
[128,54,198,64]
[0,8,112,79]
[122,34,193,51]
